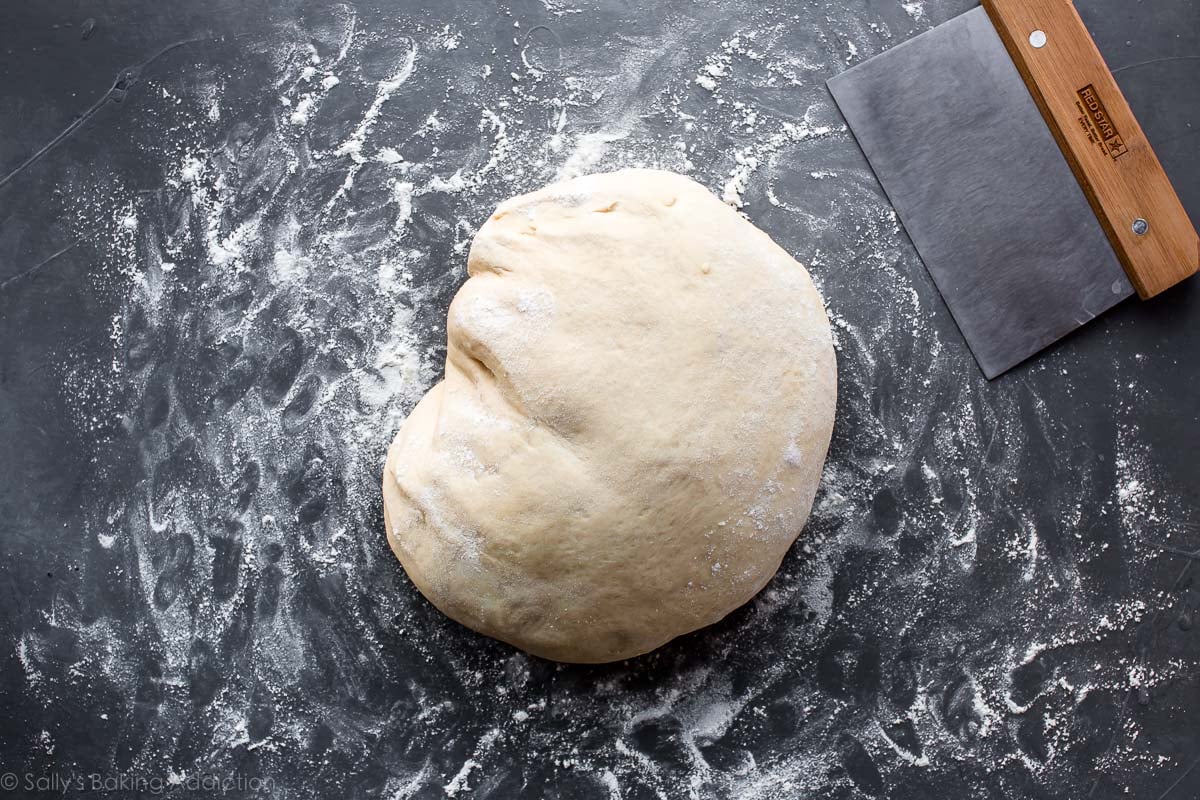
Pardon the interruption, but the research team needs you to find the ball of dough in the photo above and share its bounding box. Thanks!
[382,169,836,663]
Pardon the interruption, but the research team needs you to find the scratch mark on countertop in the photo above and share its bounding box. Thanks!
[0,37,210,192]
[1156,753,1200,799]
[0,240,80,293]
[1112,55,1200,75]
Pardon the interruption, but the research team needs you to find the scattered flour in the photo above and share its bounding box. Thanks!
[24,5,1193,799]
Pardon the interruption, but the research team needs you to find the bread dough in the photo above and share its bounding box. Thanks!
[382,169,836,663]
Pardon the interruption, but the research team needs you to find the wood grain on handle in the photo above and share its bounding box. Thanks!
[982,0,1199,299]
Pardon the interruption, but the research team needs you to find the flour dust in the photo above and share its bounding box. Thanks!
[17,0,1197,798]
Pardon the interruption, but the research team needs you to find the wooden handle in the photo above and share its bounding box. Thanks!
[982,0,1199,299]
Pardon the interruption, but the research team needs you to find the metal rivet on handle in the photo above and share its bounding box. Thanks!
[1029,30,1047,48]
[1132,218,1149,236]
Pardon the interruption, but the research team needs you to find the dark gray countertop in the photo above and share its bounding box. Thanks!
[1,1,1197,798]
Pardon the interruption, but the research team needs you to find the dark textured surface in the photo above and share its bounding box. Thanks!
[1,1,1198,799]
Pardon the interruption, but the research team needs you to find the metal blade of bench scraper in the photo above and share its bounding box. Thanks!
[827,6,1133,379]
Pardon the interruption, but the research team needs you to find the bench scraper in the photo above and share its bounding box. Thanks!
[827,0,1198,378]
